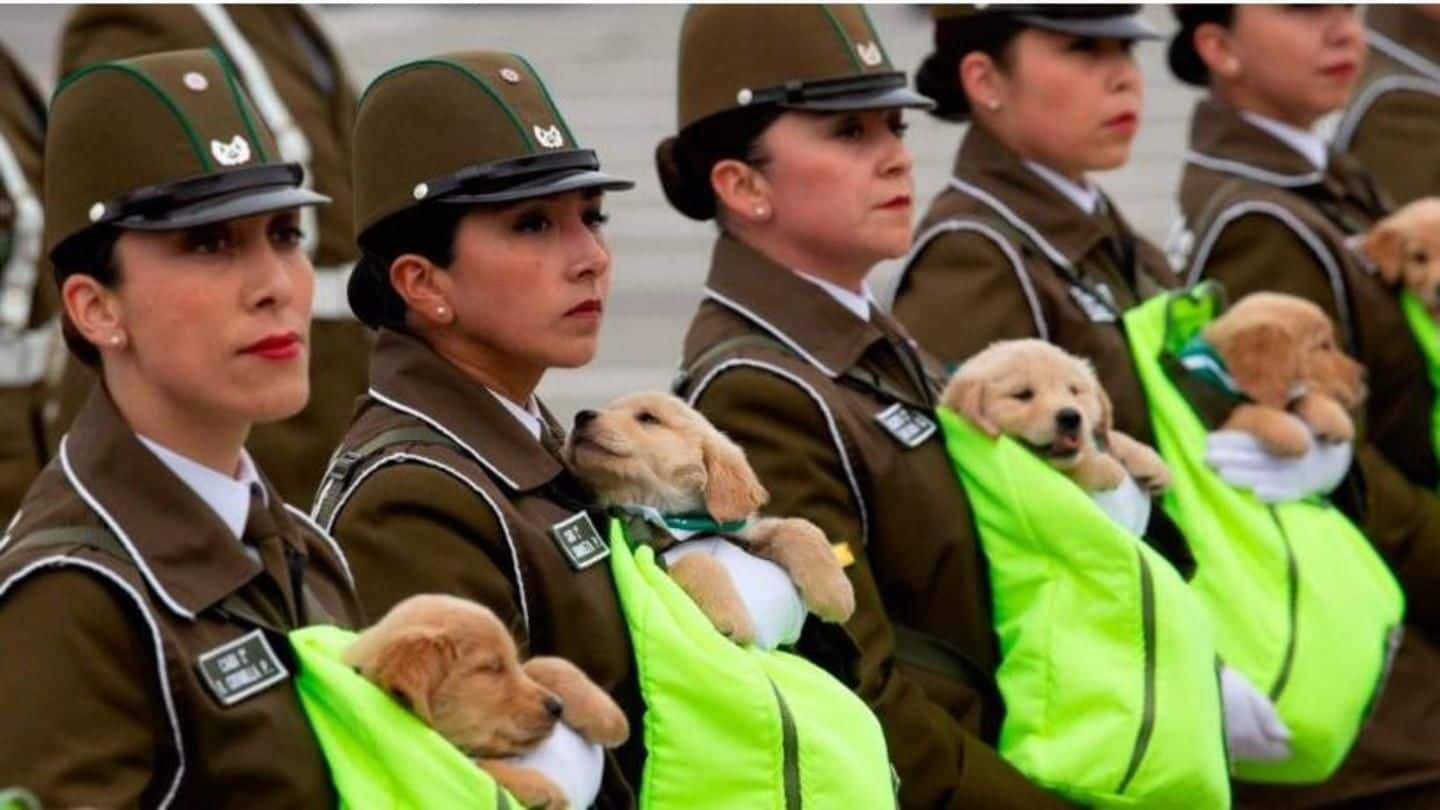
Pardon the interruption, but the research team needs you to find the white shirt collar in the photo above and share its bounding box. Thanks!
[795,272,873,321]
[1024,160,1102,215]
[1241,111,1328,170]
[137,435,263,542]
[488,388,544,441]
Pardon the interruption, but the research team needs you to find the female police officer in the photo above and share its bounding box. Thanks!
[0,49,361,805]
[662,6,1071,808]
[311,51,640,808]
[1171,7,1440,806]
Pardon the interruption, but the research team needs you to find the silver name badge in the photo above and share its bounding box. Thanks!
[196,629,289,706]
[550,511,610,571]
[874,403,937,448]
[1069,284,1117,323]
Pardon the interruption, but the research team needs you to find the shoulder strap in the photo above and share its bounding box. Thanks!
[313,424,461,527]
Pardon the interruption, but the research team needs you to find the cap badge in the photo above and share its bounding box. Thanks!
[183,71,209,92]
[210,135,252,167]
[856,42,884,67]
[533,124,565,149]
[499,67,522,84]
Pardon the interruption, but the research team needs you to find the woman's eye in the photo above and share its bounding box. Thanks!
[189,234,231,255]
[272,226,305,247]
[1067,36,1100,54]
[1014,388,1035,402]
[513,212,551,234]
[834,120,865,141]
[636,411,660,425]
[583,209,610,230]
[888,119,910,138]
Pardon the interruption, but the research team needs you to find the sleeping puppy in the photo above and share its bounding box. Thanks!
[347,594,629,809]
[564,391,855,644]
[1202,292,1366,457]
[1361,197,1440,318]
[943,339,1171,494]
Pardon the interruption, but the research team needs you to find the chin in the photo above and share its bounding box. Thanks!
[545,339,601,370]
[244,380,311,423]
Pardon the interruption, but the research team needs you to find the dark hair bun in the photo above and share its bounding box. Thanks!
[655,135,717,221]
[347,251,408,331]
[915,50,971,123]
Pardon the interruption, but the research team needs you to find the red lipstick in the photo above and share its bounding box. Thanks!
[241,332,302,360]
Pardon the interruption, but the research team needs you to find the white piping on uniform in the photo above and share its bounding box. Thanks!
[1183,150,1324,188]
[1186,200,1354,340]
[702,288,840,378]
[0,556,185,808]
[685,359,869,548]
[282,504,354,591]
[901,219,1049,341]
[0,130,42,333]
[947,176,1075,270]
[1333,74,1440,150]
[58,435,194,619]
[365,387,520,491]
[1369,29,1440,84]
[318,450,529,632]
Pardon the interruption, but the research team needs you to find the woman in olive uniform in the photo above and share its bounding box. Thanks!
[1171,7,1440,806]
[312,52,639,808]
[0,49,360,805]
[661,6,1071,808]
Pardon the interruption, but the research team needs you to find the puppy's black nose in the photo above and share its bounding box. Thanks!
[544,696,565,718]
[1056,408,1082,434]
[573,410,597,429]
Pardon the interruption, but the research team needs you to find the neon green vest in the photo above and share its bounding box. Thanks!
[1398,290,1440,478]
[607,519,895,810]
[1125,288,1404,784]
[936,408,1230,809]
[290,625,515,808]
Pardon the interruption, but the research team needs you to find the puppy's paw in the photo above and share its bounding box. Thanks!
[1071,452,1128,492]
[742,517,855,623]
[1107,431,1171,494]
[478,761,569,809]
[1225,404,1311,457]
[1293,394,1355,444]
[522,657,629,747]
[667,553,757,644]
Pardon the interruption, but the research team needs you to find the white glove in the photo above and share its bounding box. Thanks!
[1220,665,1293,763]
[1205,430,1353,504]
[662,537,807,650]
[1090,473,1153,537]
[502,719,604,810]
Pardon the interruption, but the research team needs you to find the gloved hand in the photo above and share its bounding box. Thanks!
[503,719,605,810]
[662,537,807,650]
[1090,472,1153,536]
[1220,665,1293,763]
[1205,430,1353,503]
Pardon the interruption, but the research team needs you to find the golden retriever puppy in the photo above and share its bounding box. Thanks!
[347,594,629,808]
[1202,293,1366,458]
[943,339,1171,494]
[564,391,855,644]
[1362,197,1440,318]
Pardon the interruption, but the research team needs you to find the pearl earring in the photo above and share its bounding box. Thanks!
[110,334,123,346]
[754,207,767,217]
[436,306,448,318]
[987,98,1001,111]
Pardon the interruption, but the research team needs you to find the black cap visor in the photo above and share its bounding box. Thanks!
[417,149,634,207]
[1015,12,1159,41]
[97,163,328,231]
[746,72,935,113]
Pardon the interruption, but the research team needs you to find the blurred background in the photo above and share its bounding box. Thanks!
[3,4,1202,420]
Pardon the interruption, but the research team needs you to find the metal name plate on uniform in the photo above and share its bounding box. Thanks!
[550,511,610,571]
[1069,284,1117,323]
[874,403,937,448]
[196,629,289,707]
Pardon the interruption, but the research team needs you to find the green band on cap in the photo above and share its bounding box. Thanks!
[509,53,578,148]
[212,47,271,163]
[857,6,891,66]
[819,5,862,73]
[365,58,536,154]
[54,61,214,172]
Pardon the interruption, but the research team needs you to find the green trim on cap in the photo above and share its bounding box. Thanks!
[508,53,578,147]
[818,5,863,72]
[54,61,214,172]
[363,58,536,153]
[211,47,270,163]
[857,6,892,66]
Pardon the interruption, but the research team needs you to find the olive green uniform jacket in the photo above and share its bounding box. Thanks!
[55,3,370,506]
[0,386,362,807]
[1179,96,1440,807]
[1335,5,1440,206]
[675,234,1073,810]
[315,329,640,809]
[0,44,60,525]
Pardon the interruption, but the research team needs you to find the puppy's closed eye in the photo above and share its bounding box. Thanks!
[635,410,661,426]
[1012,387,1034,402]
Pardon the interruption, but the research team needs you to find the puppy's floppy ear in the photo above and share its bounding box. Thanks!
[944,375,999,436]
[1363,225,1406,285]
[1219,322,1300,407]
[701,428,768,521]
[1093,377,1116,441]
[356,630,455,723]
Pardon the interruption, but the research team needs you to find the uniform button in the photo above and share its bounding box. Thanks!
[183,71,209,92]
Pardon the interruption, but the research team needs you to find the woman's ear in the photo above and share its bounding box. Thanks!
[1193,21,1241,80]
[62,274,125,352]
[959,51,1003,114]
[389,254,454,328]
[710,158,772,226]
